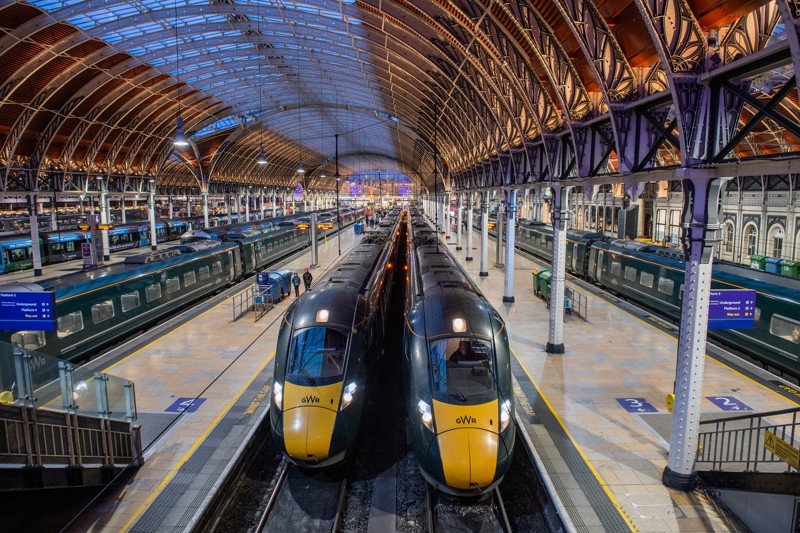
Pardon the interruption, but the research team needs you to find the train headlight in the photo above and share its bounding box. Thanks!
[417,400,434,432]
[500,399,512,432]
[273,382,283,410]
[340,382,358,410]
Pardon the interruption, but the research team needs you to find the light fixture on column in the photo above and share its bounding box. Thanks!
[172,0,189,148]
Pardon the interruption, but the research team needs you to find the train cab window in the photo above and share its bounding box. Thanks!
[145,283,162,302]
[213,261,223,275]
[198,266,210,281]
[121,291,140,312]
[640,272,654,288]
[287,327,348,380]
[166,277,181,295]
[770,315,800,344]
[610,261,621,276]
[658,277,674,296]
[10,248,30,262]
[624,266,637,281]
[184,271,196,287]
[429,338,495,398]
[91,300,115,324]
[57,311,84,338]
[11,331,46,350]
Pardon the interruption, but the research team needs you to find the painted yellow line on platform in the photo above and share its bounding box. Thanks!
[121,349,275,532]
[510,346,639,533]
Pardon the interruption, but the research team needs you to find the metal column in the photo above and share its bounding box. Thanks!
[29,194,43,276]
[272,190,277,217]
[456,194,463,250]
[503,189,517,302]
[479,191,489,276]
[245,191,250,221]
[663,176,730,491]
[310,213,319,268]
[546,186,570,354]
[466,192,474,261]
[202,192,209,228]
[100,189,110,261]
[148,190,158,251]
[495,197,504,268]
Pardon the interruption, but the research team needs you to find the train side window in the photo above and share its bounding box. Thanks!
[145,283,162,302]
[624,266,637,281]
[547,240,553,250]
[658,277,674,296]
[184,271,196,287]
[610,261,621,276]
[166,277,181,294]
[198,265,210,281]
[213,261,223,275]
[770,315,800,344]
[11,331,46,350]
[640,272,654,288]
[91,300,115,324]
[121,291,140,312]
[57,311,85,338]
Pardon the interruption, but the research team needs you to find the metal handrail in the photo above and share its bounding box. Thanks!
[696,406,800,472]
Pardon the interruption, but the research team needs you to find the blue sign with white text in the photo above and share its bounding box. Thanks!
[616,398,659,413]
[165,397,206,413]
[708,289,756,330]
[0,291,57,331]
[706,396,752,411]
[256,271,270,286]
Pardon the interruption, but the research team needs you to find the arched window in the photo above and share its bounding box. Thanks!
[767,225,785,258]
[724,222,735,253]
[745,225,758,258]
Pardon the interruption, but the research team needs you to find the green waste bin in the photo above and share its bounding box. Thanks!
[780,260,800,279]
[749,254,766,271]
[535,270,551,300]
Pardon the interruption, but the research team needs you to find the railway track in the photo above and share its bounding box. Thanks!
[425,484,510,532]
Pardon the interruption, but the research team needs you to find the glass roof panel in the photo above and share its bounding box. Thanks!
[29,0,93,11]
[192,115,242,139]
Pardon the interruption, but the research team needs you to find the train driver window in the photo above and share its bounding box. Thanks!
[770,315,800,344]
[288,327,348,381]
[429,338,494,397]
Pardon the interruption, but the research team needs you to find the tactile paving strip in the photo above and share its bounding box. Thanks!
[512,357,633,533]
[132,364,274,533]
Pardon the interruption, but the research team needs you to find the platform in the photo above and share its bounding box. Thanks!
[57,223,799,533]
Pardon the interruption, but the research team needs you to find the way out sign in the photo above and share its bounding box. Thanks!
[764,429,800,469]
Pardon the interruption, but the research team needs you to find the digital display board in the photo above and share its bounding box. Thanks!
[708,289,756,330]
[0,291,57,331]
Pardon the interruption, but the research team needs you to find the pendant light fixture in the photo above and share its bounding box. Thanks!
[172,0,189,147]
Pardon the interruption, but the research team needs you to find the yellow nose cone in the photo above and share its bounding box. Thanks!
[282,382,342,461]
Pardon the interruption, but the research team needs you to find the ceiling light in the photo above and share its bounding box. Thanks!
[257,146,267,165]
[173,115,189,147]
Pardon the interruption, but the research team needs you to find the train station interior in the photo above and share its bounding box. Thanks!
[0,0,799,532]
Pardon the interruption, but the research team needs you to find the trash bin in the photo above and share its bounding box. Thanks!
[354,222,362,234]
[749,254,766,271]
[765,257,783,274]
[275,269,293,296]
[535,270,551,300]
[267,273,283,301]
[780,260,800,279]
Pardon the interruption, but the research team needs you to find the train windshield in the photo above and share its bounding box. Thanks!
[287,327,348,383]
[429,337,495,399]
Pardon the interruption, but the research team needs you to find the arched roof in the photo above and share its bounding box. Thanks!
[0,0,798,197]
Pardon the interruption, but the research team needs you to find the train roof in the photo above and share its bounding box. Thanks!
[0,241,238,300]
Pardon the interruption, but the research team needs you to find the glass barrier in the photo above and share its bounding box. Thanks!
[0,339,136,421]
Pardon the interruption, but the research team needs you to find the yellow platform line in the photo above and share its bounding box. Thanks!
[511,346,639,533]
[120,349,275,532]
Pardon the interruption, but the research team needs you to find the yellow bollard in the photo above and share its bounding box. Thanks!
[324,235,328,244]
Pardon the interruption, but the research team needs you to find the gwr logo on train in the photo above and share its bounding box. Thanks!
[301,395,320,404]
[456,414,477,424]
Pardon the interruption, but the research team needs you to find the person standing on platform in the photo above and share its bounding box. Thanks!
[292,272,301,297]
[303,268,313,292]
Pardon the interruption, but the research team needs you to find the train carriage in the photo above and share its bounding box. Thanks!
[404,212,515,496]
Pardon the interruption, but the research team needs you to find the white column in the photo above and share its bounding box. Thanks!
[479,191,489,276]
[29,195,43,276]
[272,189,277,217]
[245,191,251,222]
[456,193,463,250]
[100,189,110,261]
[503,189,517,302]
[149,190,158,250]
[203,192,209,228]
[495,195,504,267]
[546,185,570,354]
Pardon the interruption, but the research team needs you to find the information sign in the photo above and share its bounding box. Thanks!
[256,271,270,286]
[165,397,206,413]
[82,242,94,269]
[616,397,659,413]
[0,291,57,331]
[706,396,752,411]
[708,289,756,330]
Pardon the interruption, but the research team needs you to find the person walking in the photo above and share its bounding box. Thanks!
[302,268,313,292]
[292,272,301,297]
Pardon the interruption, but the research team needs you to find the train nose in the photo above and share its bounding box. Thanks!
[283,406,337,461]
[435,428,498,489]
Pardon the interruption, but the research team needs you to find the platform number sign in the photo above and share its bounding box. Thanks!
[706,396,752,412]
[165,397,206,413]
[616,398,659,413]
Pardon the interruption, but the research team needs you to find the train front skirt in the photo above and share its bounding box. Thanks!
[282,381,344,463]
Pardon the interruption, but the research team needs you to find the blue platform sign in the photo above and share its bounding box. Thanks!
[0,290,57,331]
[708,289,756,330]
[165,397,206,413]
[706,396,752,412]
[256,271,270,286]
[616,398,659,413]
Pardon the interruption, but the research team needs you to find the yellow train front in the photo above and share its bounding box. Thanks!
[269,210,400,466]
[403,211,515,495]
